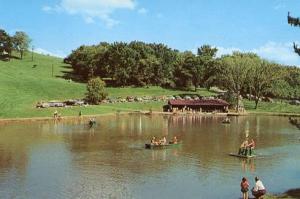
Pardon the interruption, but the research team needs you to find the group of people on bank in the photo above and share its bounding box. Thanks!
[241,176,266,199]
[150,136,178,145]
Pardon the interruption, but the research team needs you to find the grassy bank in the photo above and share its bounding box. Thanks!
[1,53,300,119]
[0,53,214,119]
[265,188,300,199]
[244,100,300,115]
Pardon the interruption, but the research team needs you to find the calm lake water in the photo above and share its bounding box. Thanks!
[0,114,299,199]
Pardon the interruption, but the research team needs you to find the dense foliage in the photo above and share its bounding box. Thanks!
[66,41,300,109]
[65,41,219,90]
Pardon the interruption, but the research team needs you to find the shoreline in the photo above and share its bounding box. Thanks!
[0,110,299,125]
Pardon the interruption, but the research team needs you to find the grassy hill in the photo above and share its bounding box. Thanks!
[0,53,215,119]
[1,53,299,119]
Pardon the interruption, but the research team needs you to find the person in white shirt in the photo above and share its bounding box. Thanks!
[252,177,266,199]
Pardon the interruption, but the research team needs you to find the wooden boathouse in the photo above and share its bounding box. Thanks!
[165,99,230,113]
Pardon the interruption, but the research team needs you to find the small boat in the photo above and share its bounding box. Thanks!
[289,117,299,125]
[222,120,231,124]
[229,153,256,158]
[145,142,182,149]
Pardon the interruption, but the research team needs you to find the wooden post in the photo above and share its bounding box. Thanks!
[31,46,34,61]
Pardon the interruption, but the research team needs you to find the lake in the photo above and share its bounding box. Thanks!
[0,114,299,199]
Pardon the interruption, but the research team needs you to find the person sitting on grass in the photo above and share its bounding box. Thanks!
[251,177,266,199]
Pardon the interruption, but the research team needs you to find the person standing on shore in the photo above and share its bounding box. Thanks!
[53,110,58,119]
[252,177,266,199]
[240,177,249,199]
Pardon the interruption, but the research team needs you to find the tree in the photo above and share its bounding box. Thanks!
[247,59,282,109]
[220,52,254,112]
[173,51,194,89]
[12,31,31,59]
[86,77,107,104]
[271,79,291,101]
[197,45,218,89]
[65,45,100,80]
[287,12,300,55]
[0,29,12,59]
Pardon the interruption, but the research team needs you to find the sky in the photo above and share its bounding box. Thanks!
[1,0,300,66]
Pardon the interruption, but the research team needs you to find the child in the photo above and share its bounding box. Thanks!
[241,177,249,199]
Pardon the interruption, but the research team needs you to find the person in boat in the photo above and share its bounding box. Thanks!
[240,177,250,199]
[247,139,255,155]
[238,138,249,155]
[151,136,159,145]
[223,117,230,123]
[169,136,178,144]
[251,177,266,199]
[160,136,167,145]
[173,136,178,144]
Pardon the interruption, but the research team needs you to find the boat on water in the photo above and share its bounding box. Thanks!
[229,153,256,158]
[145,142,182,149]
[221,117,231,124]
[289,117,300,129]
[222,119,231,124]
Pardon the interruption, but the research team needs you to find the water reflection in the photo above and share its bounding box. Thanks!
[0,115,299,198]
[241,158,256,173]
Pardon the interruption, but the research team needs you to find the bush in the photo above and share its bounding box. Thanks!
[86,77,108,104]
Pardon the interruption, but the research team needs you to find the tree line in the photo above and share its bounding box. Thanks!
[0,28,31,60]
[65,41,300,108]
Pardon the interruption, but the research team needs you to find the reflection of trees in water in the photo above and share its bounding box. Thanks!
[0,128,34,183]
[0,122,66,185]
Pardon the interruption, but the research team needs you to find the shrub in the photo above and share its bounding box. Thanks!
[86,77,107,104]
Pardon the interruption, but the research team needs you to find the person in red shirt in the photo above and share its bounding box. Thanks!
[240,177,250,199]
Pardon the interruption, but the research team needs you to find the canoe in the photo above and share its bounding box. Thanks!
[229,153,256,158]
[145,142,182,149]
[222,120,230,124]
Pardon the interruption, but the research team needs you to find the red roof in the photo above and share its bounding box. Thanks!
[168,99,229,106]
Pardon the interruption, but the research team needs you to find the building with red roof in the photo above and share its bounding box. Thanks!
[165,99,230,113]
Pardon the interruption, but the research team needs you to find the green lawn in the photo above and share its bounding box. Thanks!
[244,100,300,114]
[0,53,214,119]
